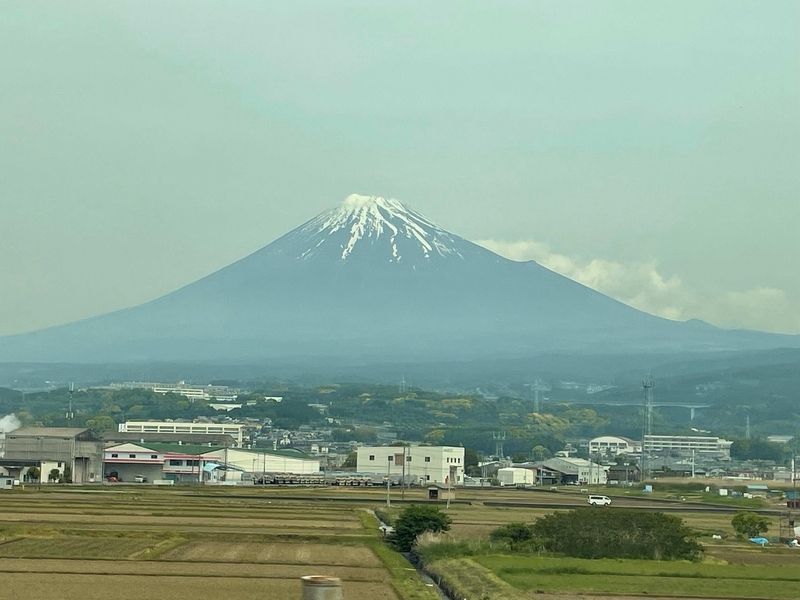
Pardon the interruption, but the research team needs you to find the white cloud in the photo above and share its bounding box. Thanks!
[476,239,800,335]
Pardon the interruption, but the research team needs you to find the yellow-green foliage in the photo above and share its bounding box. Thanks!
[440,398,473,410]
[429,411,457,420]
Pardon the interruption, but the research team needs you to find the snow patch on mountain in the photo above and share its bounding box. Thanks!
[295,194,465,263]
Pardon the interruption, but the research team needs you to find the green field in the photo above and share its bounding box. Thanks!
[475,555,800,598]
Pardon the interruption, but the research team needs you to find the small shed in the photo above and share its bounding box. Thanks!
[427,484,455,502]
[0,477,14,491]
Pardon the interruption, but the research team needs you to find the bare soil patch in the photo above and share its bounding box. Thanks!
[2,573,397,600]
[161,541,382,567]
[0,557,389,581]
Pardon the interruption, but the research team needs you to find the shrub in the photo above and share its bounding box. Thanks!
[531,509,702,561]
[393,505,453,552]
[489,522,542,551]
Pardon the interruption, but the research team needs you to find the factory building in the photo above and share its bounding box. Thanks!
[103,442,320,483]
[1,427,104,484]
[118,421,244,445]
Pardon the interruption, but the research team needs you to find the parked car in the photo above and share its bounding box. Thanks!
[134,475,147,483]
[587,495,611,506]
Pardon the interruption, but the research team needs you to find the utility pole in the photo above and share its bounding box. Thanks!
[66,382,74,421]
[386,455,392,508]
[401,445,407,501]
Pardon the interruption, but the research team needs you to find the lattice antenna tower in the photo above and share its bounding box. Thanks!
[641,375,655,476]
[534,379,543,414]
[399,375,407,395]
[492,431,506,459]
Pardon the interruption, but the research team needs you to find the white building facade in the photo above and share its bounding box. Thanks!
[644,435,733,458]
[356,445,465,485]
[589,436,641,457]
[119,421,244,445]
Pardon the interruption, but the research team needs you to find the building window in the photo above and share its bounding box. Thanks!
[150,455,158,459]
[169,460,182,466]
[425,457,431,462]
[111,453,118,458]
[426,475,430,480]
[129,454,136,459]
[369,455,375,461]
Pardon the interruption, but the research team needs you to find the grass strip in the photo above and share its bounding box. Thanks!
[359,511,440,600]
[426,557,520,600]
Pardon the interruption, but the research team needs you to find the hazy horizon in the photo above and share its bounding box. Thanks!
[2,2,798,337]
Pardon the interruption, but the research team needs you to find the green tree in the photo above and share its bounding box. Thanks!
[26,466,40,481]
[731,512,769,538]
[85,415,117,432]
[511,452,528,463]
[393,505,453,551]
[342,452,357,469]
[48,468,60,483]
[532,445,551,461]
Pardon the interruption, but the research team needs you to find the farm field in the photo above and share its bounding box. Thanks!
[0,489,440,600]
[0,484,794,600]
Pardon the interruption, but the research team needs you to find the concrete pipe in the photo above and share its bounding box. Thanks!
[300,575,343,600]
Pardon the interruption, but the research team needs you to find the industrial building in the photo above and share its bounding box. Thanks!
[109,381,240,402]
[589,436,641,457]
[356,445,464,485]
[644,434,733,458]
[118,421,244,445]
[103,442,320,483]
[103,431,238,448]
[531,457,608,485]
[1,427,104,484]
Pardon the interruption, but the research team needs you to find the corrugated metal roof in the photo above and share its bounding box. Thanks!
[8,427,90,438]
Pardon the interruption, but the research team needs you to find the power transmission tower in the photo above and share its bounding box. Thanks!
[399,375,407,395]
[492,431,506,459]
[641,376,655,479]
[746,414,751,440]
[534,379,543,413]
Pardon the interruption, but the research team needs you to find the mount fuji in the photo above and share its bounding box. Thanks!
[1,194,798,366]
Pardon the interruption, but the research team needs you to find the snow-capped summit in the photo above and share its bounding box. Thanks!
[2,192,797,367]
[274,193,465,264]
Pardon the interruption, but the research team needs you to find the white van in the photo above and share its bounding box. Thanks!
[587,495,611,506]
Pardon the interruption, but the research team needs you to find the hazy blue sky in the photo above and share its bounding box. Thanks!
[1,1,798,336]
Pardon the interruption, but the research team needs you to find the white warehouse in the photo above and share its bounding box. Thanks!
[356,445,465,485]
